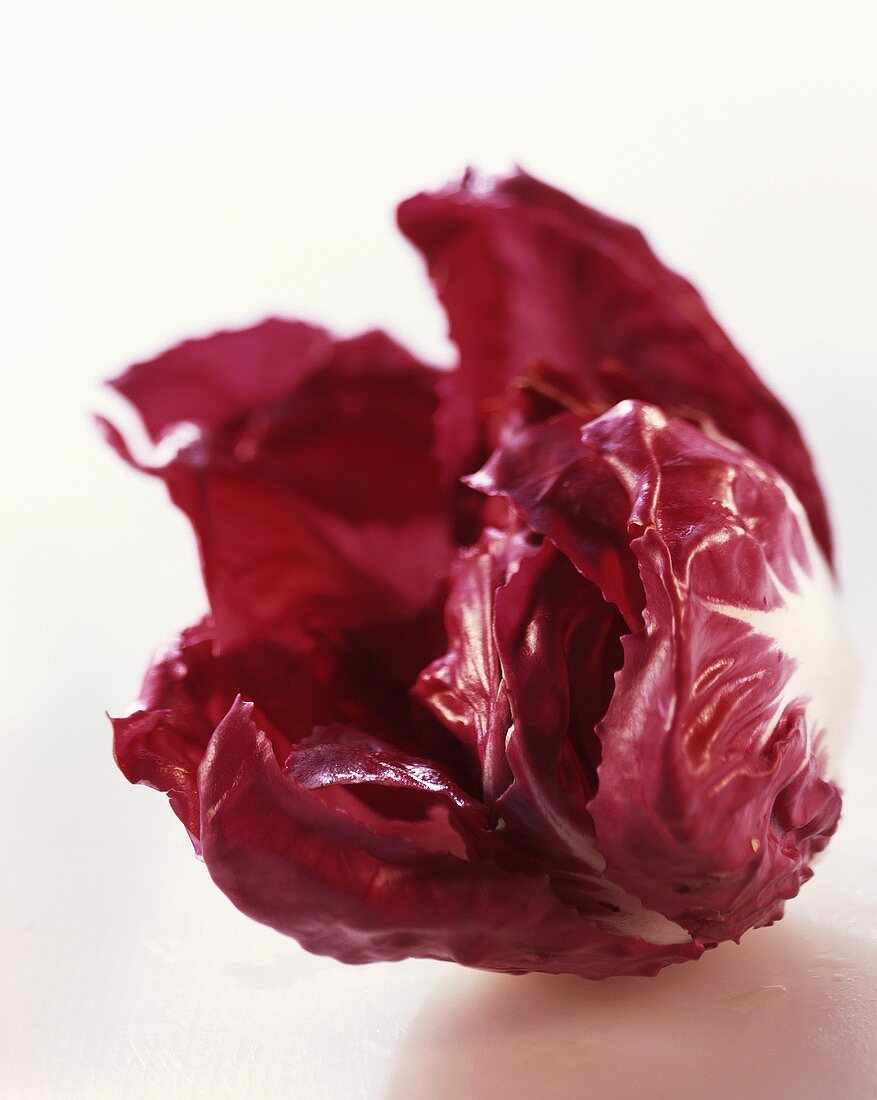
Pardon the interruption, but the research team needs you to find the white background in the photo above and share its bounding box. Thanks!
[3,2,876,1097]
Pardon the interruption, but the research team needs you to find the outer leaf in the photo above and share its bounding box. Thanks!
[111,619,336,842]
[198,699,703,976]
[398,169,832,562]
[100,322,454,651]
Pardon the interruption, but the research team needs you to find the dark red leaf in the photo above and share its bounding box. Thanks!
[398,169,832,563]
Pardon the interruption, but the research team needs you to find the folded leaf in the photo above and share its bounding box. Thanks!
[471,401,845,940]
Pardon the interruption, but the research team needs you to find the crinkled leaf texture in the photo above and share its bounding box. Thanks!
[105,171,845,980]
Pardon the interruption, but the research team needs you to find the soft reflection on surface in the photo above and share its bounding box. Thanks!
[388,912,877,1100]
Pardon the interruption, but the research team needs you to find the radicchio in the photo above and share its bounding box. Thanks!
[103,170,846,978]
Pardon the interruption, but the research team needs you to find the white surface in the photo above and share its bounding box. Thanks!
[3,3,877,1097]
